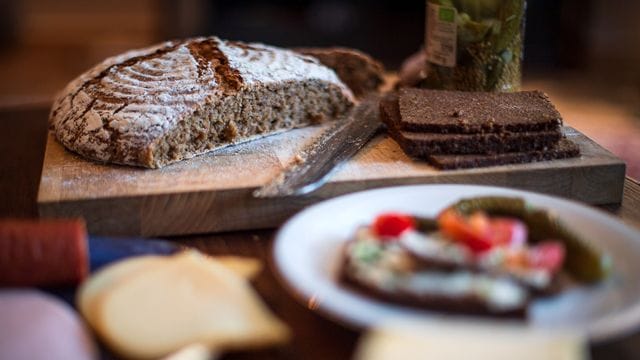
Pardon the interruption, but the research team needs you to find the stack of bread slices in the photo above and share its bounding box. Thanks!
[381,88,580,169]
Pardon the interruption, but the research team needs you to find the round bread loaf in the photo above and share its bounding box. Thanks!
[50,37,355,168]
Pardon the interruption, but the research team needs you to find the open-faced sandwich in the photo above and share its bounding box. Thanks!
[340,196,611,318]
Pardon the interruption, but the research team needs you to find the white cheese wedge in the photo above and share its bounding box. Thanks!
[77,253,263,332]
[77,255,167,329]
[92,251,289,359]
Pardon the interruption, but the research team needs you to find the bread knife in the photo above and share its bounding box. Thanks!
[253,94,381,197]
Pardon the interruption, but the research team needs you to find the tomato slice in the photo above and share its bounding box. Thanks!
[372,213,415,238]
[527,241,566,272]
[488,218,528,248]
[438,209,493,253]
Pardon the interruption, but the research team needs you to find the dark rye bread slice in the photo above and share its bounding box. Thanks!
[395,130,563,156]
[427,138,580,170]
[397,88,563,134]
[295,47,385,98]
[380,93,562,155]
[401,247,565,297]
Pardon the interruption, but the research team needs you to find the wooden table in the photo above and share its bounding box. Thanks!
[2,106,640,359]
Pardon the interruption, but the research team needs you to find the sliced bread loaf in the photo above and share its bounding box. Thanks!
[380,90,580,169]
[381,94,562,155]
[49,37,355,168]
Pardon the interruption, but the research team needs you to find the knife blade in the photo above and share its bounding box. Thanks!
[253,94,382,197]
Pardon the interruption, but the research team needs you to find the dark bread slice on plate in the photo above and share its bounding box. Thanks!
[339,256,528,319]
[400,248,565,297]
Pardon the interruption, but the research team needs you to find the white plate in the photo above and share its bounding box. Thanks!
[273,184,640,342]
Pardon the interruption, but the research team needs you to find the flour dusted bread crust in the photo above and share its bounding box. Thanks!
[295,47,385,98]
[49,37,355,168]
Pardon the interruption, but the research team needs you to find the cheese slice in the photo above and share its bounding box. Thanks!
[76,255,167,329]
[93,251,289,359]
[77,253,263,331]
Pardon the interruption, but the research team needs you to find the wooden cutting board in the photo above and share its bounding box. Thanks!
[37,127,625,236]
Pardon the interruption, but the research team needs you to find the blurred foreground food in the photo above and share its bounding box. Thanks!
[355,321,587,360]
[0,290,98,360]
[77,251,289,359]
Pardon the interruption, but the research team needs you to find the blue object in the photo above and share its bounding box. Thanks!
[42,236,181,308]
[88,236,181,271]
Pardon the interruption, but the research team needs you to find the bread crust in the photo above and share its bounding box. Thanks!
[295,47,385,98]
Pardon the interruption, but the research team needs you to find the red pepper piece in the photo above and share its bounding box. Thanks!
[438,209,493,253]
[372,213,416,239]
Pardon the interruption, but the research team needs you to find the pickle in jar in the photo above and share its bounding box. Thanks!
[424,0,526,92]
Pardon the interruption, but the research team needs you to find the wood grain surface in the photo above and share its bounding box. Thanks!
[38,126,625,236]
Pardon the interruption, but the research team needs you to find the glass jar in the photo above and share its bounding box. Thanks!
[423,0,526,92]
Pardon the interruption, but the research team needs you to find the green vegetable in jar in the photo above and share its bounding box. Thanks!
[424,0,526,92]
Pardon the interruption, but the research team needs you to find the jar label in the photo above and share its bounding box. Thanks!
[425,2,457,67]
